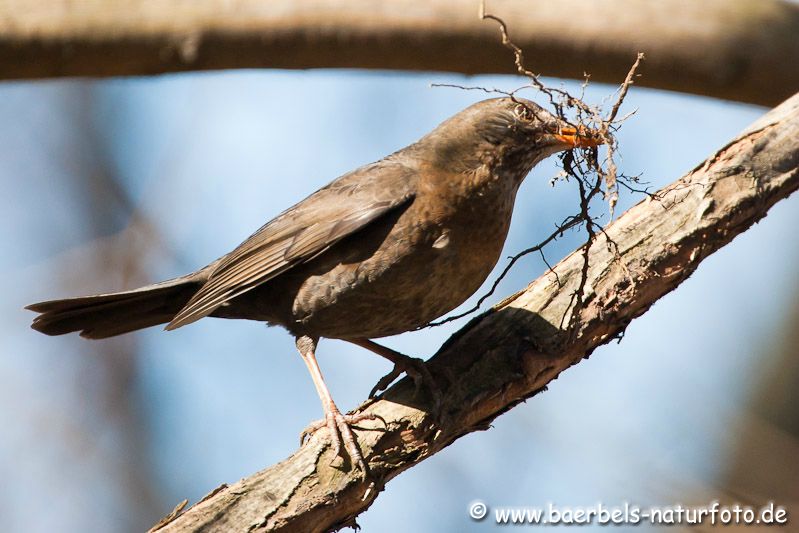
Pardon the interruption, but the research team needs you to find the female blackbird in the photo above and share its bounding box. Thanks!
[28,97,600,471]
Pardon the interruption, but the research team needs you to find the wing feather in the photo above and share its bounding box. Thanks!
[166,161,416,330]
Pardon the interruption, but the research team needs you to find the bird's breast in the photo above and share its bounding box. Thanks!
[285,174,520,339]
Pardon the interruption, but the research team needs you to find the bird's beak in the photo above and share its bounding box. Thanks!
[550,125,603,148]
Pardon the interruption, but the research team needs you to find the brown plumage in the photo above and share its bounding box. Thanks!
[27,97,600,471]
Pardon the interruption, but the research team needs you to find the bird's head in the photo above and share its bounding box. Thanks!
[419,97,602,181]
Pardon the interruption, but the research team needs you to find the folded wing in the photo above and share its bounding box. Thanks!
[166,161,416,330]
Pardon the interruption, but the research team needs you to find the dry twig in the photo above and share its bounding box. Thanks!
[426,2,644,332]
[157,89,799,533]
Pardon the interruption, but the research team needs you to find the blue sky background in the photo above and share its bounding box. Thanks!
[1,69,797,532]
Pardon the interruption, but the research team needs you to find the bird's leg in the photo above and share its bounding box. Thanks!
[296,335,375,473]
[349,338,442,410]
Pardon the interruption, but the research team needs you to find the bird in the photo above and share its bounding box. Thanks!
[27,97,600,472]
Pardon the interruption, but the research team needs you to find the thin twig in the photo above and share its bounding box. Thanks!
[424,2,646,330]
[421,213,582,328]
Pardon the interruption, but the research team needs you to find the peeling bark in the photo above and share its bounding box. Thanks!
[1,0,798,106]
[152,91,799,532]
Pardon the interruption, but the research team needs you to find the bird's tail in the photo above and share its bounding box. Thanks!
[27,275,202,339]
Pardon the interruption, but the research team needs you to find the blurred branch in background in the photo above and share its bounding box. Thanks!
[61,87,164,530]
[721,291,799,508]
[155,92,799,532]
[3,84,167,531]
[0,0,797,106]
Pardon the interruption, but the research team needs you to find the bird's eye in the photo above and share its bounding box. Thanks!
[514,103,534,122]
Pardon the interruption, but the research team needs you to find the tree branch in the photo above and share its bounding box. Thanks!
[153,91,799,532]
[2,0,798,106]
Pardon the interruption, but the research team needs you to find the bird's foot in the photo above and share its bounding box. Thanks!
[300,405,377,474]
[370,355,442,412]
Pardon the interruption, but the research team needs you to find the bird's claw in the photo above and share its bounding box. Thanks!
[300,407,377,474]
[369,367,403,398]
[370,357,442,413]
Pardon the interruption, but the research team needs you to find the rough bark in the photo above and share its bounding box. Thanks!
[2,0,798,106]
[151,90,799,532]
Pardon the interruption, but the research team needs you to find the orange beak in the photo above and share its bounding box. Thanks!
[552,125,603,148]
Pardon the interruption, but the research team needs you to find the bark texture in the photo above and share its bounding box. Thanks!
[152,91,799,532]
[1,0,798,106]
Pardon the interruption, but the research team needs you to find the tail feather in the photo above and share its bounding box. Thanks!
[27,275,202,339]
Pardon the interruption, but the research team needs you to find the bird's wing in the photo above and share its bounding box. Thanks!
[166,160,417,330]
